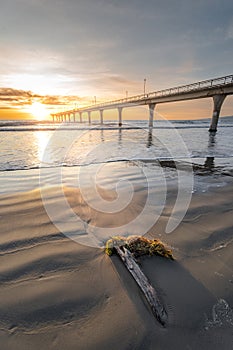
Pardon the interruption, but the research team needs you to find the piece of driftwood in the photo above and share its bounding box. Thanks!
[115,246,168,326]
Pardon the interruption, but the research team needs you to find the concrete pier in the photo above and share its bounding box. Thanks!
[149,103,156,128]
[209,94,226,132]
[52,75,233,130]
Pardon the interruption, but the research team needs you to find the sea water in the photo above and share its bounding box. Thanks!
[0,117,233,195]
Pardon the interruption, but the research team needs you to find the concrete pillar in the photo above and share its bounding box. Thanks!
[73,113,76,122]
[80,112,83,123]
[88,111,91,124]
[149,103,156,128]
[209,94,226,132]
[100,110,103,124]
[52,115,55,122]
[118,107,123,126]
[68,114,71,122]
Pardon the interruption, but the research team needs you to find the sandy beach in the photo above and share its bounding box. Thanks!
[1,0,233,347]
[0,172,233,350]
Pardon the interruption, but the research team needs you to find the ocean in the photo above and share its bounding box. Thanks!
[1,117,233,201]
[1,117,233,169]
[0,117,232,228]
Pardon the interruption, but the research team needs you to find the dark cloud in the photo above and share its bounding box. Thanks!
[0,87,85,109]
[0,88,34,107]
[0,88,33,97]
[0,0,233,101]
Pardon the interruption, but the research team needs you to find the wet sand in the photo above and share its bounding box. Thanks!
[0,179,233,349]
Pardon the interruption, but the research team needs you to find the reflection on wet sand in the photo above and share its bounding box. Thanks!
[204,157,215,170]
[146,128,153,148]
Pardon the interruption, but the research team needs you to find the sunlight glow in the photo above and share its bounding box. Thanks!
[29,102,49,120]
[5,73,74,95]
[35,131,50,162]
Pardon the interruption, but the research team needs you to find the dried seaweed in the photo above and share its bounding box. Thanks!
[105,235,173,260]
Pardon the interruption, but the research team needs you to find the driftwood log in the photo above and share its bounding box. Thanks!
[115,246,168,326]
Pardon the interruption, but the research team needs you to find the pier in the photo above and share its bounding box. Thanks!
[51,74,233,132]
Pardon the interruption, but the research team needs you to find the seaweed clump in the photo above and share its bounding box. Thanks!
[105,235,173,260]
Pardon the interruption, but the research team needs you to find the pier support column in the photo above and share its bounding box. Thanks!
[88,111,91,124]
[118,107,123,126]
[80,112,83,123]
[52,115,55,123]
[68,114,71,122]
[73,113,76,122]
[149,103,156,128]
[209,94,226,132]
[100,110,103,124]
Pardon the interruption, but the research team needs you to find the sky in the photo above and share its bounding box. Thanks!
[0,0,233,120]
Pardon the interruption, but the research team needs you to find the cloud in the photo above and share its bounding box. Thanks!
[226,20,233,39]
[0,88,35,107]
[0,88,33,97]
[107,75,138,85]
[41,95,86,106]
[0,87,86,110]
[1,0,233,106]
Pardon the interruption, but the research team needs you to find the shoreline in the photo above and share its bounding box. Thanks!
[1,159,233,195]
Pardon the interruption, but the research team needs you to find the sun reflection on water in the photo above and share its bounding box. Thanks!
[35,131,50,162]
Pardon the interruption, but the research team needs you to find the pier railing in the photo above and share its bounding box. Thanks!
[83,74,233,110]
[52,74,233,131]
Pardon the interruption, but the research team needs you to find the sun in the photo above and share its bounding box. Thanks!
[29,102,49,120]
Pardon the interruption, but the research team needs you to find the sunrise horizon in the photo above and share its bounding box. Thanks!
[1,81,233,121]
[1,0,233,122]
